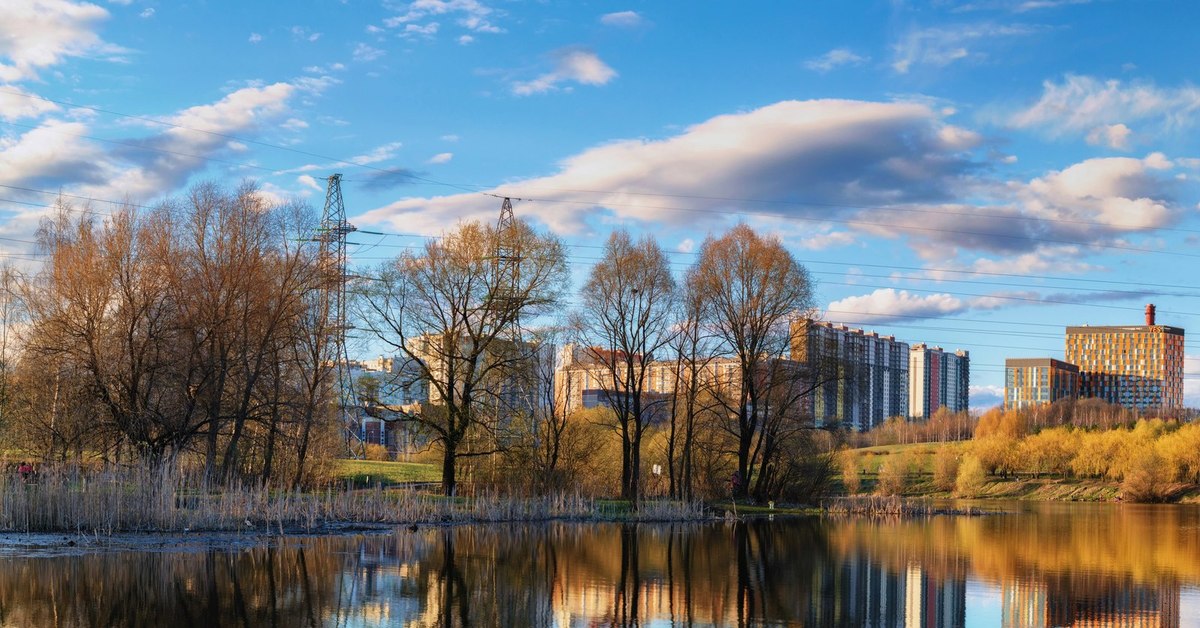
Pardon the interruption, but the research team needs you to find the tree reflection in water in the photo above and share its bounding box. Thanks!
[0,503,1194,626]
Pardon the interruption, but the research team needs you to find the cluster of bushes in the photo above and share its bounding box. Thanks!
[843,418,1200,503]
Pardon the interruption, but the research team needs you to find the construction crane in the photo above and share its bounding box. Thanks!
[317,173,362,457]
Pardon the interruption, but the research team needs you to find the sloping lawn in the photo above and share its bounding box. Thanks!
[336,460,441,486]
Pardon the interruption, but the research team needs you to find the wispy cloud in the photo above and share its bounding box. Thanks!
[599,11,644,28]
[427,152,453,164]
[805,48,868,73]
[891,22,1042,74]
[383,0,503,35]
[512,48,617,96]
[1010,75,1200,146]
[353,43,386,62]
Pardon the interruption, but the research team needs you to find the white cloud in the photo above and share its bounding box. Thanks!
[403,22,440,37]
[441,134,460,142]
[297,174,322,191]
[358,99,981,234]
[352,141,404,164]
[1022,153,1177,232]
[353,43,385,62]
[0,119,111,189]
[512,49,617,96]
[677,238,694,253]
[827,289,969,323]
[804,48,868,73]
[891,22,1041,74]
[1085,123,1132,150]
[970,385,1004,410]
[281,117,309,131]
[0,85,60,121]
[458,35,474,45]
[600,11,643,28]
[0,0,126,81]
[248,32,262,44]
[385,0,502,35]
[290,26,321,42]
[794,231,857,250]
[1010,75,1200,142]
[139,7,154,18]
[427,152,453,164]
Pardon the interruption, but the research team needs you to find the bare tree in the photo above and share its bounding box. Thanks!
[358,219,568,496]
[664,284,718,501]
[687,225,815,500]
[571,230,677,503]
[0,264,23,429]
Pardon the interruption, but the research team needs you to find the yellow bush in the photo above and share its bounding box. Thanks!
[1016,428,1077,477]
[364,444,392,462]
[932,447,960,492]
[1157,423,1200,483]
[955,455,988,498]
[841,452,862,495]
[876,453,910,496]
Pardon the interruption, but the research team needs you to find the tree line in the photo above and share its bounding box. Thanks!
[0,184,342,486]
[0,184,846,500]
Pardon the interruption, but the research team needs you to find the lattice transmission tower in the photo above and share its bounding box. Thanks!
[493,196,522,334]
[318,173,361,456]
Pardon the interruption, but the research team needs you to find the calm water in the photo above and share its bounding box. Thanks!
[2,502,1200,627]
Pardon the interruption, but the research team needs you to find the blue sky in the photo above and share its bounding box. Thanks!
[2,0,1200,408]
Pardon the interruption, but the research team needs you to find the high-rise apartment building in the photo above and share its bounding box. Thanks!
[908,344,970,419]
[792,320,910,431]
[1004,358,1079,410]
[1064,304,1184,412]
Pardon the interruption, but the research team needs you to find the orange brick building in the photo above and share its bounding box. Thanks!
[1064,305,1184,413]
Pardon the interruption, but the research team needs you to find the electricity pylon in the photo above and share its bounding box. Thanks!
[318,173,361,456]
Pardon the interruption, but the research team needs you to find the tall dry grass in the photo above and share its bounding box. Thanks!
[0,465,707,533]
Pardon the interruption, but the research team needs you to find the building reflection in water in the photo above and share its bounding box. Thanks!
[0,507,1192,626]
[1003,573,1180,628]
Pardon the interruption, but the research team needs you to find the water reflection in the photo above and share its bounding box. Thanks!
[0,502,1196,626]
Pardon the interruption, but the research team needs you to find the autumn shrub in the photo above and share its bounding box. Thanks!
[972,435,1016,476]
[876,453,910,496]
[841,453,862,495]
[1070,429,1125,479]
[932,447,960,492]
[1016,428,1077,478]
[955,455,988,498]
[1121,447,1172,503]
[364,444,392,462]
[1157,423,1200,483]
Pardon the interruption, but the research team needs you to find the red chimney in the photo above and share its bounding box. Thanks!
[1145,303,1156,326]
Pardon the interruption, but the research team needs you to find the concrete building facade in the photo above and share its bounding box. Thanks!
[908,344,970,419]
[1004,358,1080,410]
[1064,305,1184,412]
[792,320,910,431]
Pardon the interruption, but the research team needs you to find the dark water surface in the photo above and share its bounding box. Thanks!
[3,501,1200,626]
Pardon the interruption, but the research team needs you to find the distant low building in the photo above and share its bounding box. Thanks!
[908,344,969,419]
[1004,358,1079,410]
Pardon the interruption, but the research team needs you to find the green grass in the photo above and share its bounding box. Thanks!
[335,460,441,486]
[850,441,965,475]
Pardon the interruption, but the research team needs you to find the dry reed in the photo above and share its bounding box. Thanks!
[0,466,707,534]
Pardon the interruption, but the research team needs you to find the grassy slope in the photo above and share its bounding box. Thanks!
[846,441,1119,501]
[335,460,441,486]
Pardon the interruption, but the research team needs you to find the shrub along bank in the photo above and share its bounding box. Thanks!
[839,419,1200,503]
